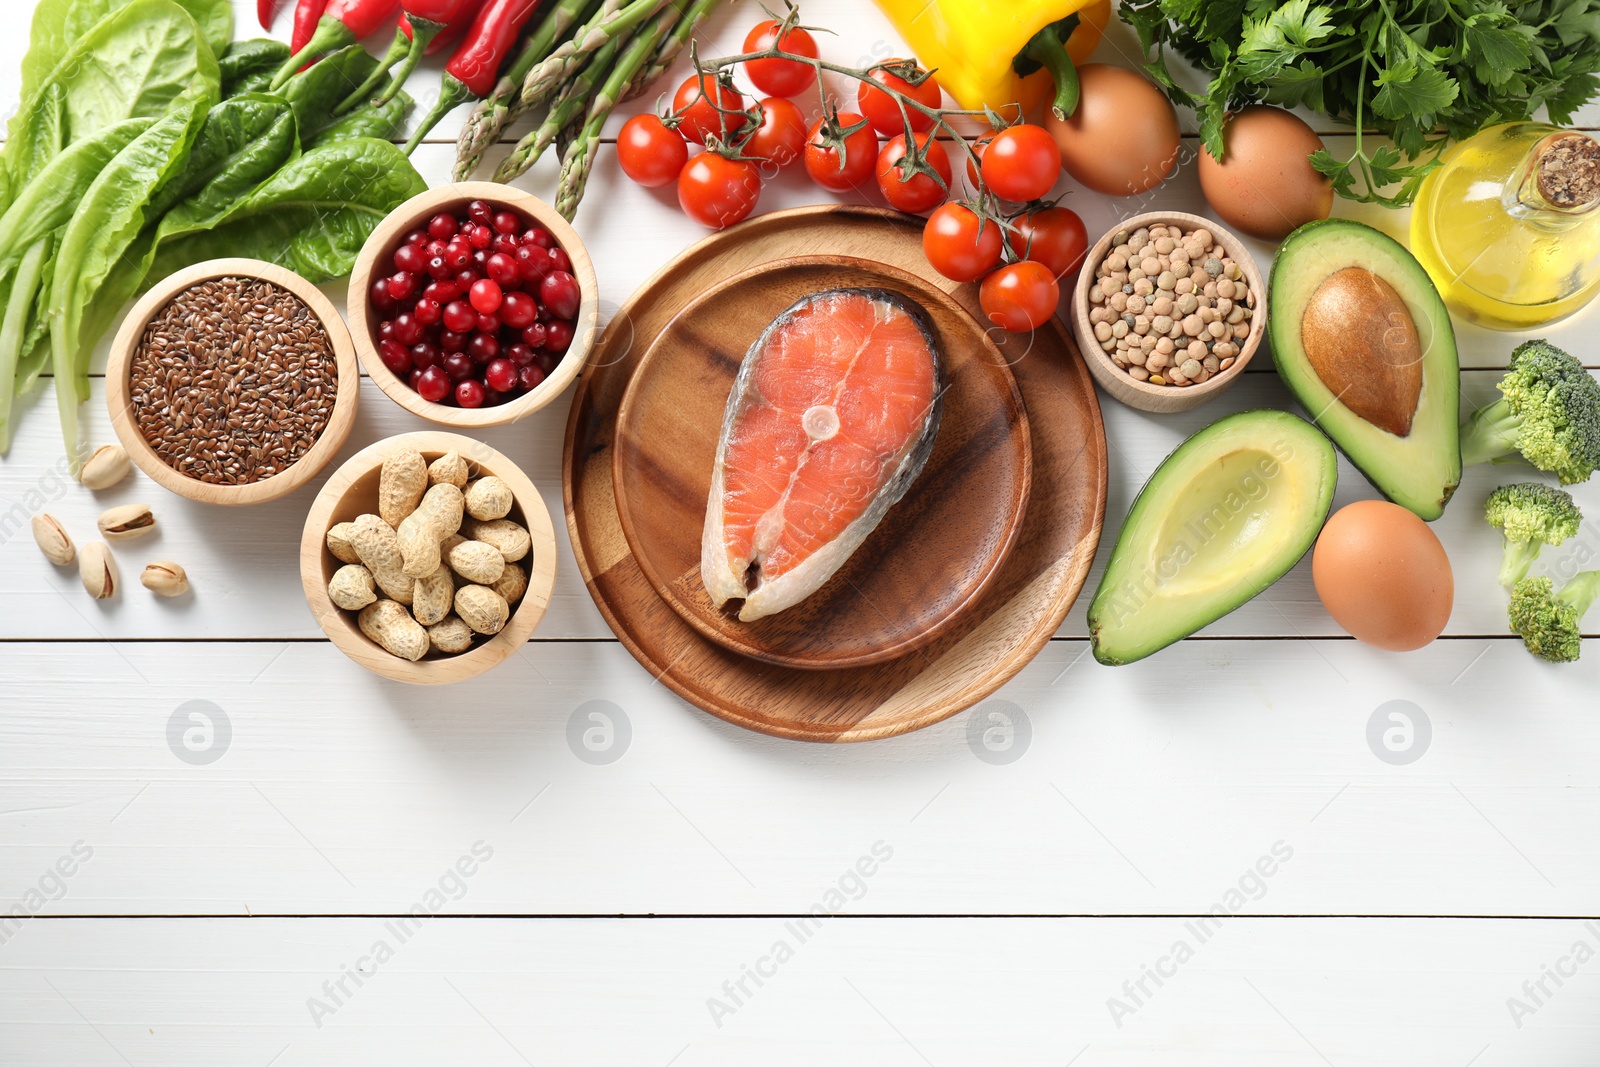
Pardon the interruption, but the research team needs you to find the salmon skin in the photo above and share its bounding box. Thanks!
[701,287,945,621]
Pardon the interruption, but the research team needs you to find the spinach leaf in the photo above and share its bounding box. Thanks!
[150,137,428,283]
[150,93,300,226]
[221,40,294,98]
[306,91,413,149]
[19,0,231,110]
[278,45,383,144]
[49,79,216,467]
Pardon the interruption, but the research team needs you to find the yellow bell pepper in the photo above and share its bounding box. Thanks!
[873,0,1111,119]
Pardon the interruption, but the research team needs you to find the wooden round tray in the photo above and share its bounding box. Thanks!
[612,255,1032,670]
[563,206,1108,742]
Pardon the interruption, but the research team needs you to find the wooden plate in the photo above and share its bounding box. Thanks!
[563,206,1108,742]
[612,255,1032,670]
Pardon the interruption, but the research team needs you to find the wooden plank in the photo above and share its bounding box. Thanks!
[1,917,1596,1064]
[0,640,1595,916]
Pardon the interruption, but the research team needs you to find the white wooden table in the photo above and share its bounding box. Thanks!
[3,1,1599,1063]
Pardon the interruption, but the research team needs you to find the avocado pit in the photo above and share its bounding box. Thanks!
[1299,267,1422,437]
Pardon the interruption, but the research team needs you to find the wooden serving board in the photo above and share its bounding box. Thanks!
[562,206,1109,742]
[612,256,1033,670]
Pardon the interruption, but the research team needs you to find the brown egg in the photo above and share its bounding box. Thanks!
[1312,500,1453,651]
[1046,64,1180,197]
[1198,106,1334,241]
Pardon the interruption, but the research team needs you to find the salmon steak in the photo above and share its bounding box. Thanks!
[701,287,945,621]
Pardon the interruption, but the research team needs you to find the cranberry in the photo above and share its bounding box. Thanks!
[442,300,477,333]
[514,245,551,284]
[411,342,442,369]
[378,339,411,375]
[506,343,536,367]
[394,243,427,274]
[425,255,450,280]
[521,227,554,249]
[545,318,574,353]
[455,379,486,408]
[520,322,547,349]
[416,365,451,402]
[392,313,425,346]
[440,328,469,352]
[467,200,492,225]
[423,279,460,304]
[467,224,492,250]
[485,358,519,392]
[491,233,519,255]
[472,249,491,271]
[412,297,441,326]
[387,271,417,302]
[540,271,581,320]
[492,210,520,234]
[485,252,519,286]
[442,351,475,381]
[536,350,558,374]
[467,332,500,363]
[409,367,425,390]
[404,228,429,247]
[498,290,537,329]
[469,278,503,314]
[425,239,448,258]
[521,364,548,391]
[547,247,571,273]
[476,313,501,334]
[445,246,471,270]
[377,319,396,342]
[428,213,458,240]
[370,278,400,315]
[454,268,480,290]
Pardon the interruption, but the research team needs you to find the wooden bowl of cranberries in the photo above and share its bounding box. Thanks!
[348,182,600,427]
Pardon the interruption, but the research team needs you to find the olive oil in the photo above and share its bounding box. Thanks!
[1410,123,1600,330]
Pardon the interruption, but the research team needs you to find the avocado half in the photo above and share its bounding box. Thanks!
[1269,219,1461,520]
[1088,410,1337,666]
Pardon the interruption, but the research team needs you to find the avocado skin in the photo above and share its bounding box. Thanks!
[1268,218,1461,520]
[1087,410,1338,666]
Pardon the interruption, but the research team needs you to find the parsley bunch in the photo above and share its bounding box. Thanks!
[1121,0,1600,207]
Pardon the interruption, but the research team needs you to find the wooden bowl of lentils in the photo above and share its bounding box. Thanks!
[105,259,360,505]
[1070,211,1266,413]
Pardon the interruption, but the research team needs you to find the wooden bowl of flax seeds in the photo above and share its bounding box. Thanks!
[106,259,360,506]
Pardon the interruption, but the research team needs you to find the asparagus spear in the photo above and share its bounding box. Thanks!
[555,3,683,220]
[451,0,604,180]
[517,0,669,112]
[625,0,725,102]
[492,27,627,182]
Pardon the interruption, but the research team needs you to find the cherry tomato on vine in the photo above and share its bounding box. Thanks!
[804,113,878,192]
[679,153,761,229]
[1008,206,1088,280]
[857,61,940,136]
[980,261,1060,332]
[742,20,818,97]
[672,72,746,146]
[875,132,952,214]
[744,97,806,168]
[963,136,990,189]
[617,113,689,187]
[980,124,1061,202]
[922,203,1003,283]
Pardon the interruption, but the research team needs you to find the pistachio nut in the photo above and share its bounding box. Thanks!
[80,444,131,490]
[31,513,75,566]
[140,561,188,597]
[97,503,156,541]
[79,541,117,600]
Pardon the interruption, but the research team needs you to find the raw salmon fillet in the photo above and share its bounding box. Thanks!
[701,288,944,621]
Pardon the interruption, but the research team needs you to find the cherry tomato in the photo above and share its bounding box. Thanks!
[672,72,746,147]
[804,113,878,193]
[922,203,1003,283]
[618,113,688,187]
[875,132,952,214]
[963,136,990,189]
[980,261,1060,332]
[1008,206,1088,280]
[742,20,818,97]
[678,153,762,229]
[743,97,806,169]
[981,123,1062,202]
[857,61,940,137]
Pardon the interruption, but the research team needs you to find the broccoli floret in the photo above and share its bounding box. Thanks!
[1508,572,1600,663]
[1460,340,1600,485]
[1484,482,1583,586]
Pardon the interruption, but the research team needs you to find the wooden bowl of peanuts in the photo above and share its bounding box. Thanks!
[299,431,557,684]
[1070,212,1266,413]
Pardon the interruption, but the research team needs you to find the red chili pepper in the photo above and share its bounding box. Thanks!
[403,0,540,152]
[259,0,284,30]
[271,0,403,88]
[290,0,329,53]
[348,0,485,110]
